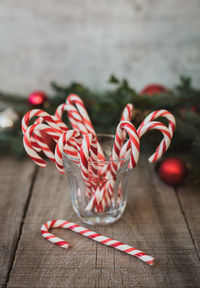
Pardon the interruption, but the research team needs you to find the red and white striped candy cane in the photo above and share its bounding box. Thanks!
[80,133,98,184]
[41,220,155,266]
[120,103,134,144]
[121,103,134,121]
[22,109,62,151]
[22,109,63,134]
[138,121,172,162]
[120,109,175,162]
[55,103,89,134]
[55,130,82,174]
[111,121,140,177]
[31,124,62,163]
[23,124,48,168]
[66,94,95,134]
[66,94,105,161]
[23,123,63,167]
[88,121,140,212]
[137,109,175,138]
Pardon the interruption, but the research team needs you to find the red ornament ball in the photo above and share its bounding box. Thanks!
[158,158,187,186]
[140,84,168,96]
[28,91,47,106]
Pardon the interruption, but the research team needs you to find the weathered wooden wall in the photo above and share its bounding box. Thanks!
[0,0,200,94]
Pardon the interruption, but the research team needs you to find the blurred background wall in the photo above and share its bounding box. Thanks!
[0,0,200,95]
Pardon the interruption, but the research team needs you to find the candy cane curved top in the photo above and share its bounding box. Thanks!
[31,123,62,163]
[137,109,175,138]
[23,123,63,167]
[138,121,172,162]
[21,109,63,134]
[41,219,155,266]
[66,95,105,161]
[55,130,82,174]
[111,121,140,178]
[55,103,89,134]
[121,103,134,122]
[66,94,95,135]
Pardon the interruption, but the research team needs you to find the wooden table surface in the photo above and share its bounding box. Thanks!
[1,156,200,288]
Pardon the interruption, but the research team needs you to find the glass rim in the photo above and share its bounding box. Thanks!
[63,133,130,164]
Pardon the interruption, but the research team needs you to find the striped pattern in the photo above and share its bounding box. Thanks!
[41,220,155,266]
[23,124,47,168]
[21,109,62,134]
[66,94,105,161]
[137,109,176,138]
[80,134,98,184]
[21,96,175,215]
[111,121,140,178]
[31,124,62,163]
[23,124,64,167]
[121,103,134,142]
[55,130,82,174]
[22,109,66,153]
[138,121,172,162]
[121,103,134,122]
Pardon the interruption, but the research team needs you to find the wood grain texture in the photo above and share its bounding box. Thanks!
[6,157,200,288]
[0,157,36,287]
[176,185,200,259]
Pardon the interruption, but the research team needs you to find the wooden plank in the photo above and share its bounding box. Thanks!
[7,156,200,288]
[176,185,200,258]
[0,157,36,287]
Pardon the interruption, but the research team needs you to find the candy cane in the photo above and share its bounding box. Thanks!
[138,121,172,162]
[55,130,82,174]
[41,220,155,266]
[121,103,134,122]
[22,109,63,134]
[80,133,98,184]
[22,109,65,152]
[87,121,140,212]
[111,121,140,177]
[66,94,105,161]
[137,109,175,138]
[55,103,89,134]
[66,94,95,134]
[122,121,172,163]
[23,124,48,167]
[31,124,62,163]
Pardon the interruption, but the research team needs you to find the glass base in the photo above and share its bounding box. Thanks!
[73,204,126,225]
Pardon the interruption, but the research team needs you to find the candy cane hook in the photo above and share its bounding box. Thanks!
[41,220,155,266]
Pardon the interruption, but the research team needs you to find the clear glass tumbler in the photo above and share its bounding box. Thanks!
[63,134,133,225]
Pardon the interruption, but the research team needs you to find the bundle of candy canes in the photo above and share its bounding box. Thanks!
[22,94,175,213]
[22,94,175,266]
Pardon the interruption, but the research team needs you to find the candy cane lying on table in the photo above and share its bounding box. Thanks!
[41,220,155,266]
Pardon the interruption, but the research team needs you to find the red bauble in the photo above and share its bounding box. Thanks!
[158,158,187,186]
[28,91,47,106]
[140,84,168,96]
